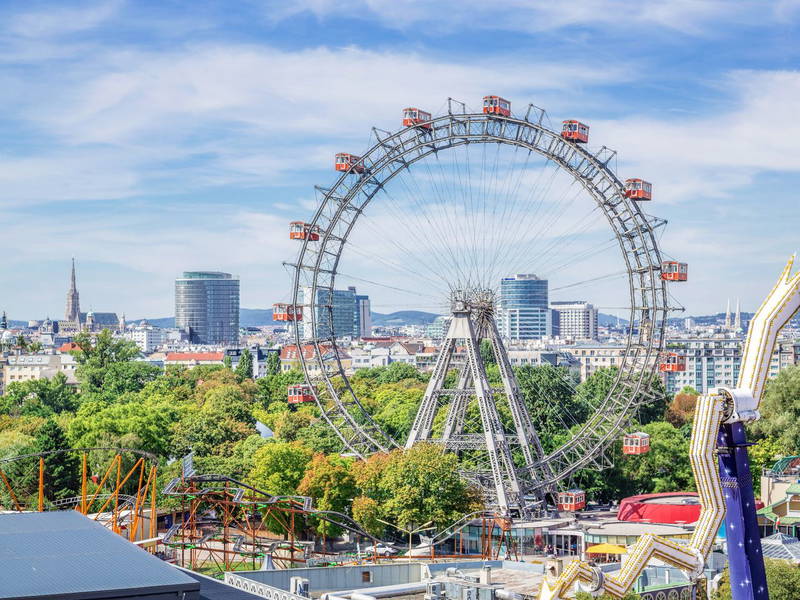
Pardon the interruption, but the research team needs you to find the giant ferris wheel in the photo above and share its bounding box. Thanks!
[278,97,685,517]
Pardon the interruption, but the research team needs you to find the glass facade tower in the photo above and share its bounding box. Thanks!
[300,287,358,340]
[175,271,240,345]
[498,273,550,340]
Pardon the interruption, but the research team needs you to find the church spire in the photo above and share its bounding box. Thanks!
[65,258,81,323]
[724,298,731,330]
[735,298,742,331]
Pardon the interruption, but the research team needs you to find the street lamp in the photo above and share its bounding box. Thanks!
[376,519,436,558]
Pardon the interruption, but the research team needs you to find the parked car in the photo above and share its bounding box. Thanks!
[362,543,398,556]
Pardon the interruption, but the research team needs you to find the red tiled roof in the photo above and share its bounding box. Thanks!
[58,342,82,353]
[166,352,225,362]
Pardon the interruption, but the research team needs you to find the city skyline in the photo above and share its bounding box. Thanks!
[1,2,798,317]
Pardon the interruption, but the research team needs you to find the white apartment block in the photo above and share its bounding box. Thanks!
[3,353,78,388]
[550,301,599,341]
[126,325,166,353]
[565,343,627,381]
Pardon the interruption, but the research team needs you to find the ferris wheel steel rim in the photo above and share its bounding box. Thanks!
[290,109,670,495]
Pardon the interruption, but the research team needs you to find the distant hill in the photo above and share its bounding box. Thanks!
[598,313,628,326]
[371,310,441,326]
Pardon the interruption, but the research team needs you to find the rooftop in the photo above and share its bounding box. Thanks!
[0,511,199,600]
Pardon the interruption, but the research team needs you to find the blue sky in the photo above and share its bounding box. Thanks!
[0,1,799,319]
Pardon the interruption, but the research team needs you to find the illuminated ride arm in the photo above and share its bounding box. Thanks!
[539,256,800,600]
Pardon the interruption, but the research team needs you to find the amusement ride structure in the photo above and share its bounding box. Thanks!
[539,257,800,600]
[282,96,685,517]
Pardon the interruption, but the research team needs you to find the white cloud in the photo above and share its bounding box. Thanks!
[593,69,800,204]
[261,0,797,35]
[7,0,123,38]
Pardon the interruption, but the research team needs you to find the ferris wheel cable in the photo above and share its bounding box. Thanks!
[334,270,443,299]
[482,141,506,289]
[429,147,483,287]
[483,142,531,289]
[374,181,466,286]
[341,233,448,293]
[486,153,560,285]
[453,139,484,287]
[520,201,604,270]
[488,156,569,276]
[490,166,582,283]
[457,142,488,288]
[504,202,607,281]
[355,195,457,290]
[393,161,474,284]
[550,271,629,292]
[539,242,621,289]
[510,175,586,267]
[527,231,618,282]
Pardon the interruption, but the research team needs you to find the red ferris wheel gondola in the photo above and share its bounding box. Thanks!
[561,120,589,143]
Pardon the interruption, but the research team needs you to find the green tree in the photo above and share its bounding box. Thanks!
[36,419,80,501]
[752,366,800,450]
[235,348,254,379]
[223,355,232,369]
[516,364,586,452]
[372,384,424,440]
[297,454,357,540]
[267,351,281,376]
[0,373,77,417]
[619,421,694,493]
[248,441,313,496]
[480,339,496,366]
[352,496,383,537]
[353,444,479,531]
[714,558,800,600]
[272,410,314,442]
[69,391,182,458]
[72,330,141,392]
[172,382,257,456]
[748,435,787,497]
[256,370,304,409]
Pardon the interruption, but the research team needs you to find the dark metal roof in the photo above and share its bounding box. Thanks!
[178,569,266,600]
[0,511,199,600]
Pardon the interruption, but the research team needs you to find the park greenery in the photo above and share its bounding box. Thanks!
[0,328,796,540]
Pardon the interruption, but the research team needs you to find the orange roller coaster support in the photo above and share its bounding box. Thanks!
[150,466,157,542]
[81,453,88,514]
[38,456,44,512]
[94,457,144,521]
[0,468,22,511]
[86,454,120,514]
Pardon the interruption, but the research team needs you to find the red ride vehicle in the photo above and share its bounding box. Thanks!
[402,107,432,129]
[659,352,687,373]
[288,384,314,404]
[661,261,688,282]
[483,96,511,117]
[273,303,302,322]
[561,120,589,143]
[289,221,320,241]
[624,178,653,201]
[335,153,365,174]
[558,489,586,511]
[623,432,651,455]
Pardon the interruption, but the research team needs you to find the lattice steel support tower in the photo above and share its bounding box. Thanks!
[405,290,552,516]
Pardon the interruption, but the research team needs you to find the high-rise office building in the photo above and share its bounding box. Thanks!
[301,286,358,340]
[498,274,550,341]
[175,271,240,345]
[349,286,372,338]
[550,301,598,340]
